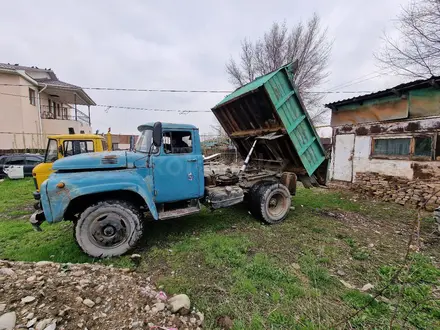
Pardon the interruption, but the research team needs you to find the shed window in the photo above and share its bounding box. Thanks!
[373,138,410,156]
[414,137,432,157]
[29,88,36,105]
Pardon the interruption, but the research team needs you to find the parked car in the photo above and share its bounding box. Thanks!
[0,154,44,178]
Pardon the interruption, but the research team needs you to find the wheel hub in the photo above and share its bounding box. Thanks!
[89,214,129,248]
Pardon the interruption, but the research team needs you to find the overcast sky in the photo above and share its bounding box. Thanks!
[1,0,409,135]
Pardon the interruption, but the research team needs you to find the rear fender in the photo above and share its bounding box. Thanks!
[42,170,158,223]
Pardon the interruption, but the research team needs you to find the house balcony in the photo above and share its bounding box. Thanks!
[40,105,90,125]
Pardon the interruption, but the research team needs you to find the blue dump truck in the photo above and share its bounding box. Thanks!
[30,63,326,257]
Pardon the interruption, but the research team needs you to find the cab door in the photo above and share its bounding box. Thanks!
[152,129,201,203]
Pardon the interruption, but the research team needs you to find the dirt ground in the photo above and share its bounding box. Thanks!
[0,260,204,330]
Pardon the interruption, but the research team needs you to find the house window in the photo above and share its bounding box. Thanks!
[414,137,432,157]
[29,88,36,105]
[57,103,61,117]
[373,138,411,156]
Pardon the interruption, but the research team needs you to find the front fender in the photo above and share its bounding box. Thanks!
[42,170,158,223]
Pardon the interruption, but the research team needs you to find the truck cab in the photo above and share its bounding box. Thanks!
[32,134,107,195]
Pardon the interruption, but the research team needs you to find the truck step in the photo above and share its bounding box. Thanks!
[158,205,201,220]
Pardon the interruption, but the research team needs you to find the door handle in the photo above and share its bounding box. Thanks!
[187,159,197,162]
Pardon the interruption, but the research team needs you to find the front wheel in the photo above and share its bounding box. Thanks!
[256,183,291,224]
[75,200,143,258]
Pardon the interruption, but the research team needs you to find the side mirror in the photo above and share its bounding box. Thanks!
[152,122,162,147]
[58,145,64,156]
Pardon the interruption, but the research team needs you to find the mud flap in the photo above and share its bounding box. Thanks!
[30,210,46,232]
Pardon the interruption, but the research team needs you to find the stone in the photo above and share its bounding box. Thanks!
[27,275,37,282]
[190,317,197,324]
[27,317,37,327]
[291,263,301,270]
[79,279,90,287]
[26,313,35,320]
[216,316,233,329]
[35,261,53,267]
[361,283,374,292]
[196,312,204,325]
[21,296,36,304]
[0,304,5,312]
[71,271,85,277]
[35,318,52,330]
[168,294,190,313]
[75,297,83,304]
[95,297,102,304]
[368,243,374,248]
[83,299,95,308]
[0,312,16,330]
[0,268,16,277]
[339,280,354,289]
[154,302,165,311]
[337,269,346,276]
[130,320,143,328]
[144,305,151,312]
[43,322,56,330]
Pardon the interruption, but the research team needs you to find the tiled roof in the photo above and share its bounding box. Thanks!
[325,76,440,108]
[34,78,81,89]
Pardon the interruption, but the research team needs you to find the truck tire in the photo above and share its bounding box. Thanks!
[75,200,143,258]
[256,183,291,224]
[248,181,273,217]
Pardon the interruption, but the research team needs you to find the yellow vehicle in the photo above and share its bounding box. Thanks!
[32,132,111,194]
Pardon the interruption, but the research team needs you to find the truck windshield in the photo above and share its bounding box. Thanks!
[135,129,153,153]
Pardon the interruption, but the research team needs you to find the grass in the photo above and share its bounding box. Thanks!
[0,178,439,329]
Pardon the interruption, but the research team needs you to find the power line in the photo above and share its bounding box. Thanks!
[0,91,211,114]
[0,83,373,94]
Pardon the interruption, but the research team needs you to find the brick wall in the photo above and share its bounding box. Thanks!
[353,172,440,211]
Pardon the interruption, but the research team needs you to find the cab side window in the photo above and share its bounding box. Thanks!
[163,131,192,154]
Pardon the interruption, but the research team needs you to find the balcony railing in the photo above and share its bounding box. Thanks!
[40,105,90,125]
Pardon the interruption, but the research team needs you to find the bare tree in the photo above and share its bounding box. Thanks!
[226,14,332,124]
[376,0,440,78]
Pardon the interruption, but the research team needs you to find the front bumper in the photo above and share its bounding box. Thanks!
[30,210,46,231]
[33,191,41,200]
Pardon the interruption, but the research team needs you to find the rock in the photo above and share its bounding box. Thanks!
[35,318,52,330]
[27,317,37,327]
[216,316,233,330]
[0,304,5,312]
[196,312,204,324]
[190,317,197,324]
[26,313,35,320]
[130,320,143,329]
[0,312,16,330]
[337,270,346,276]
[21,296,36,304]
[368,243,374,248]
[154,302,165,312]
[377,296,391,304]
[27,275,37,282]
[79,279,90,287]
[71,271,85,277]
[151,307,158,314]
[83,299,95,308]
[291,263,301,270]
[75,297,83,304]
[43,322,56,330]
[130,254,141,260]
[35,261,53,267]
[0,268,16,277]
[361,283,374,292]
[144,305,151,311]
[95,297,102,304]
[168,294,190,313]
[339,280,354,289]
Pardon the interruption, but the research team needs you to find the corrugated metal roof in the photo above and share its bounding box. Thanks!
[325,76,440,108]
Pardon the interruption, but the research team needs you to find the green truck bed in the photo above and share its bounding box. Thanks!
[212,62,325,176]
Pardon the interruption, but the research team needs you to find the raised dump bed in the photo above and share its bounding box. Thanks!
[212,62,325,177]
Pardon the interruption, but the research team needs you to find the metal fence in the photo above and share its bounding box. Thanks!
[40,105,90,125]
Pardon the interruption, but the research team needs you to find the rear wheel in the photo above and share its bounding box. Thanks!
[75,200,143,258]
[250,183,291,224]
